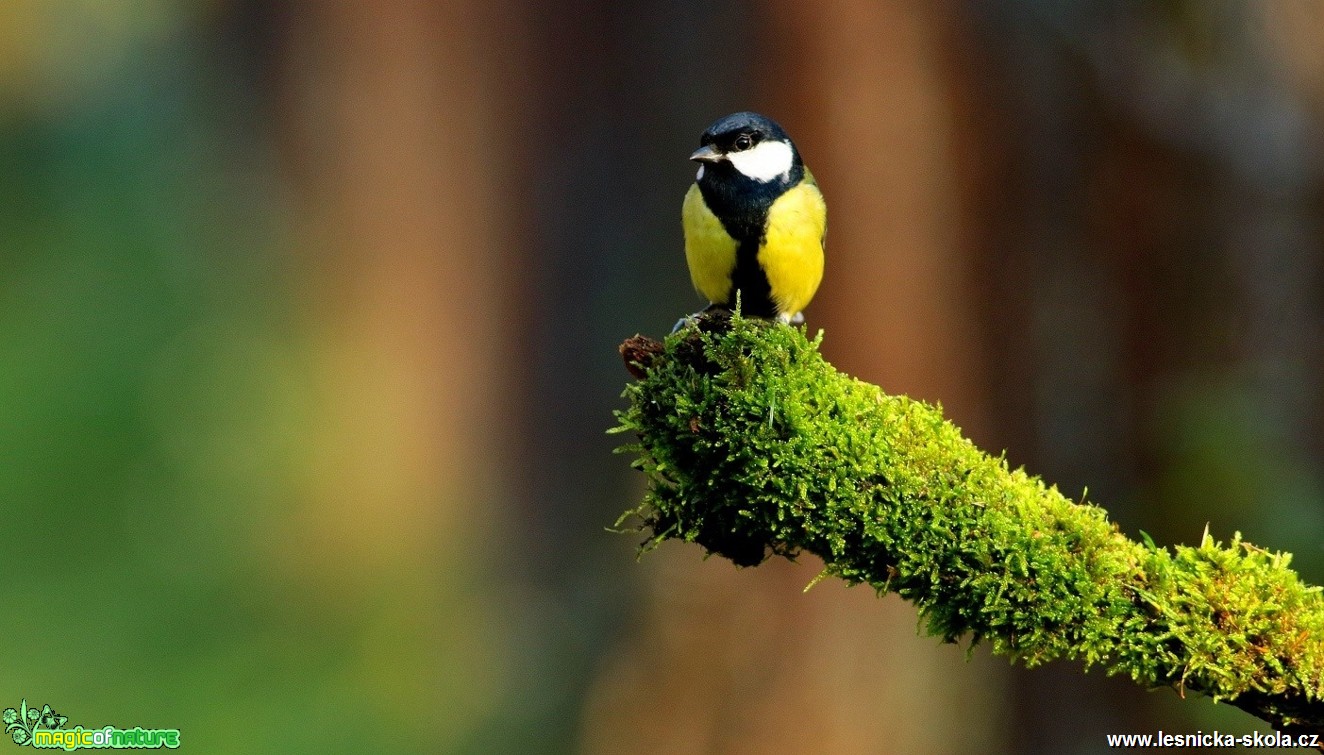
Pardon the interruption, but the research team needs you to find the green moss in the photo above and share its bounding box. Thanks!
[613,315,1324,733]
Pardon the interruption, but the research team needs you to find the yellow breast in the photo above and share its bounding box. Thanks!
[682,183,738,306]
[759,181,826,317]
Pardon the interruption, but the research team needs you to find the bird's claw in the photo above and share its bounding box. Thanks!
[671,313,700,334]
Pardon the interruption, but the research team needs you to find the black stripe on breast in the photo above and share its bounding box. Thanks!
[696,162,804,317]
[729,238,777,317]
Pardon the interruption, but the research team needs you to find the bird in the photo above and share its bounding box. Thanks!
[679,111,826,329]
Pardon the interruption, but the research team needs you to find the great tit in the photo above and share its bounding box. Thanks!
[680,111,826,325]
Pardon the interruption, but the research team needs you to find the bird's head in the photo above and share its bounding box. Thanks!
[690,112,801,186]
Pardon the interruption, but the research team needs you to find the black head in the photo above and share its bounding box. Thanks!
[690,111,802,185]
[699,112,791,152]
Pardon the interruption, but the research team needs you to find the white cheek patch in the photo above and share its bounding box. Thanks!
[728,140,794,182]
[696,164,704,181]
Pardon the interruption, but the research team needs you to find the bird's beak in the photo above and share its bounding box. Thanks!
[689,145,725,163]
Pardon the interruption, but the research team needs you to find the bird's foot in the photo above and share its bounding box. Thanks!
[671,313,701,334]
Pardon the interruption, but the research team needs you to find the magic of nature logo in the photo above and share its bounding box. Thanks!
[4,700,179,750]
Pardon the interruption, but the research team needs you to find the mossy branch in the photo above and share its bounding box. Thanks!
[613,314,1324,737]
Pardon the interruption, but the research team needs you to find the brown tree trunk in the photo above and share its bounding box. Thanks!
[275,2,524,747]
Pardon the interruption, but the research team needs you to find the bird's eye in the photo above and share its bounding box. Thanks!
[733,134,752,151]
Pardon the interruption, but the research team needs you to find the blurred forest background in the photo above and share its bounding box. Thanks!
[1,1,1322,753]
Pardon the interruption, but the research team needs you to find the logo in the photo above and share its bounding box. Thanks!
[4,700,179,750]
